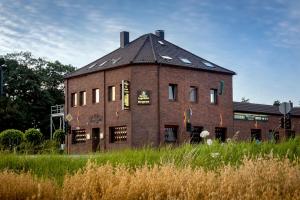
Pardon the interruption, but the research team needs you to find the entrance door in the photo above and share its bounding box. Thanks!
[92,128,100,152]
[251,129,262,142]
[215,127,227,142]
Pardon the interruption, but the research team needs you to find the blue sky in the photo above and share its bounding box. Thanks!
[0,0,299,105]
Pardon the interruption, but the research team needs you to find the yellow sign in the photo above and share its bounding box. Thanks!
[137,90,150,105]
[65,114,73,122]
[122,80,130,110]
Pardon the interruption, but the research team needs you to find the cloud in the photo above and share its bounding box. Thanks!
[0,0,140,67]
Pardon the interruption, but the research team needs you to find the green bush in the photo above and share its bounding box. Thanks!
[53,129,65,144]
[40,140,60,154]
[0,129,24,150]
[24,128,43,145]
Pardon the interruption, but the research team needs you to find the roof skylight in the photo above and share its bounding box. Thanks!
[161,55,172,60]
[202,61,215,68]
[99,61,107,67]
[88,63,97,69]
[112,57,121,64]
[179,57,192,64]
[158,40,165,45]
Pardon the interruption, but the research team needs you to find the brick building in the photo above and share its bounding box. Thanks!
[64,30,300,154]
[233,102,300,142]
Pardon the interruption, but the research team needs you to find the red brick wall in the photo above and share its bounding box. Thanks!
[158,66,234,143]
[65,71,105,154]
[65,64,235,153]
[65,67,132,153]
[131,65,160,147]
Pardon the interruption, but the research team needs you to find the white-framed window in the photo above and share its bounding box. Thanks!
[92,88,100,103]
[189,86,197,102]
[79,91,86,106]
[168,84,177,101]
[108,86,116,101]
[210,89,217,104]
[71,93,77,107]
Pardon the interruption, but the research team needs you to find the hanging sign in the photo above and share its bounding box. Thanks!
[137,90,150,105]
[121,80,130,110]
[65,113,73,122]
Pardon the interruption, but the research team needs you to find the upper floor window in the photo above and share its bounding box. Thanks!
[210,89,217,104]
[71,93,77,107]
[92,88,100,104]
[108,86,116,101]
[189,86,197,102]
[79,91,86,106]
[168,84,177,101]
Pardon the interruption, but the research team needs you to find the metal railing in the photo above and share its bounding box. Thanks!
[51,105,64,114]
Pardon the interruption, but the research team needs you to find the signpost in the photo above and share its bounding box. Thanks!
[279,102,293,137]
[279,102,292,115]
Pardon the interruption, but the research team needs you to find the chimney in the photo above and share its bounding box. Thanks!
[120,31,129,48]
[155,30,164,40]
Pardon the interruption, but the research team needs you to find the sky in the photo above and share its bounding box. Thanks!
[0,0,299,105]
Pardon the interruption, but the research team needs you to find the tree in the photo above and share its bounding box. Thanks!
[241,97,250,103]
[0,52,75,138]
[273,100,281,106]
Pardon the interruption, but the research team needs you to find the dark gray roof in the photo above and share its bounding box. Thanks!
[65,33,236,78]
[234,102,300,117]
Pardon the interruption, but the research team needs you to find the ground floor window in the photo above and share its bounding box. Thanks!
[165,125,178,143]
[215,127,227,142]
[72,129,86,144]
[268,130,279,143]
[110,126,127,143]
[190,126,203,144]
[251,129,262,142]
[286,130,295,139]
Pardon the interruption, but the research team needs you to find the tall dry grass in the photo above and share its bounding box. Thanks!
[0,170,58,200]
[63,158,300,200]
[1,157,299,200]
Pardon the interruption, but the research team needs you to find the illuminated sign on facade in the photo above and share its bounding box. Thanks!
[137,90,150,105]
[234,112,268,121]
[121,80,130,110]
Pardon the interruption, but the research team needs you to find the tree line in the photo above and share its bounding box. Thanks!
[0,52,75,138]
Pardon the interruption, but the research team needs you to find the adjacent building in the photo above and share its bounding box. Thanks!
[64,30,300,154]
[233,102,300,142]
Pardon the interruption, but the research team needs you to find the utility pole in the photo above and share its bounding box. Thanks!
[0,63,7,97]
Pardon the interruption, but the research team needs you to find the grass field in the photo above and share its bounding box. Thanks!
[1,138,300,199]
